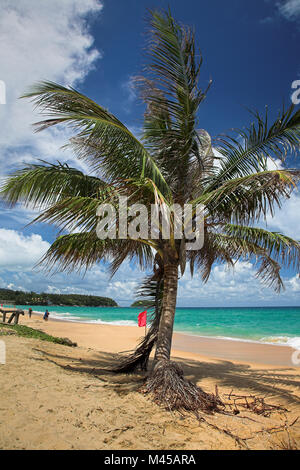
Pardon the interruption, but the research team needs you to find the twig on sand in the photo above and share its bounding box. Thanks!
[105,425,134,434]
[198,416,250,449]
[224,393,288,417]
[198,415,299,450]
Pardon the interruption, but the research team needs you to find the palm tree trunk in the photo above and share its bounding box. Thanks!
[152,262,178,369]
[145,260,222,413]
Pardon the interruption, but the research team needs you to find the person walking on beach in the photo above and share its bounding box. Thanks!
[43,309,49,321]
[28,307,32,318]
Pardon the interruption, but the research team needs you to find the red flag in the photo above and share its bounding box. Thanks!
[138,310,147,327]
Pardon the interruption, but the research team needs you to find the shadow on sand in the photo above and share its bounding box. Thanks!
[32,345,300,407]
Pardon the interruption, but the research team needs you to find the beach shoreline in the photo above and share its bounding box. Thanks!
[21,311,299,367]
[25,306,300,351]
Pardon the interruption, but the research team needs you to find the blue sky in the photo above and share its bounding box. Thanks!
[0,0,300,307]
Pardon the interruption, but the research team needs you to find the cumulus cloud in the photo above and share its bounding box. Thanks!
[0,228,50,270]
[0,228,299,306]
[265,190,300,239]
[286,274,300,291]
[0,228,143,303]
[177,260,300,307]
[0,0,103,174]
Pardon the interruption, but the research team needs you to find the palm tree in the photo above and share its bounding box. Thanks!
[1,10,300,411]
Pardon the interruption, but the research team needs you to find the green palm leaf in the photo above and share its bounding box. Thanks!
[40,232,154,275]
[194,169,300,223]
[0,161,107,208]
[138,10,211,200]
[189,231,284,292]
[22,81,171,197]
[212,104,300,185]
[223,224,300,270]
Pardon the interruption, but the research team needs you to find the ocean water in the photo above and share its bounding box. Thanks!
[16,304,300,349]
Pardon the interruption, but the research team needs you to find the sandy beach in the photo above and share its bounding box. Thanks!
[22,311,299,367]
[0,312,299,450]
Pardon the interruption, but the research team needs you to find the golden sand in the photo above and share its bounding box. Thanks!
[0,312,299,450]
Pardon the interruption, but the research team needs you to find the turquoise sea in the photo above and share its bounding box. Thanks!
[16,305,300,349]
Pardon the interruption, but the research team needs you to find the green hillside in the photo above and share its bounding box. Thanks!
[0,288,118,307]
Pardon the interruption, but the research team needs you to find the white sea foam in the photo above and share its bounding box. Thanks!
[260,336,300,350]
[33,310,137,326]
[33,310,83,322]
[87,319,137,327]
[51,314,82,321]
[176,332,300,349]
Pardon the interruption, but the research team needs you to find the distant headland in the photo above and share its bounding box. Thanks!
[0,288,118,308]
[130,300,153,308]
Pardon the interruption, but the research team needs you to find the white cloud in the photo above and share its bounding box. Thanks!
[177,260,300,306]
[278,0,300,20]
[265,190,300,239]
[122,77,137,103]
[0,229,50,270]
[0,228,143,304]
[261,1,300,23]
[121,76,138,115]
[286,274,300,291]
[260,1,300,26]
[0,228,299,306]
[0,0,103,174]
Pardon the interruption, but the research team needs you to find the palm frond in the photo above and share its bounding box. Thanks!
[113,257,164,373]
[22,81,171,197]
[223,224,300,271]
[189,231,284,292]
[0,161,107,209]
[212,104,300,185]
[29,196,101,233]
[213,232,284,292]
[137,10,211,199]
[40,232,153,275]
[194,169,300,223]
